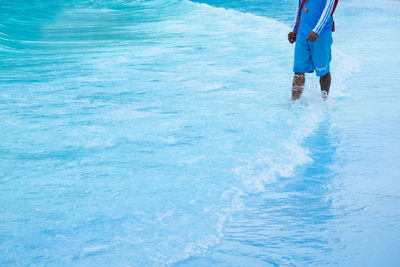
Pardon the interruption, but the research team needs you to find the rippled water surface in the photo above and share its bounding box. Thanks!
[1,0,399,266]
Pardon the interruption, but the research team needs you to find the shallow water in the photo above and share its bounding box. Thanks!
[1,0,399,266]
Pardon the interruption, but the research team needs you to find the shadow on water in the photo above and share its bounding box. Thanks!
[175,118,339,266]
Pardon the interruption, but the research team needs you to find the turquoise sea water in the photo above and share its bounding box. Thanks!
[1,0,399,266]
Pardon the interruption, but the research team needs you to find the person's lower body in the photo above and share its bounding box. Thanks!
[292,32,333,100]
[292,71,331,100]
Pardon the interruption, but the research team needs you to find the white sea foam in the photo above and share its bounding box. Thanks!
[169,1,360,263]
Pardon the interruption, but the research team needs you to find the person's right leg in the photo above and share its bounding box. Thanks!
[292,72,305,100]
[293,37,312,100]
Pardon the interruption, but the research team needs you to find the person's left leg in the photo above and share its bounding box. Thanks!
[311,32,333,99]
[320,71,331,99]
